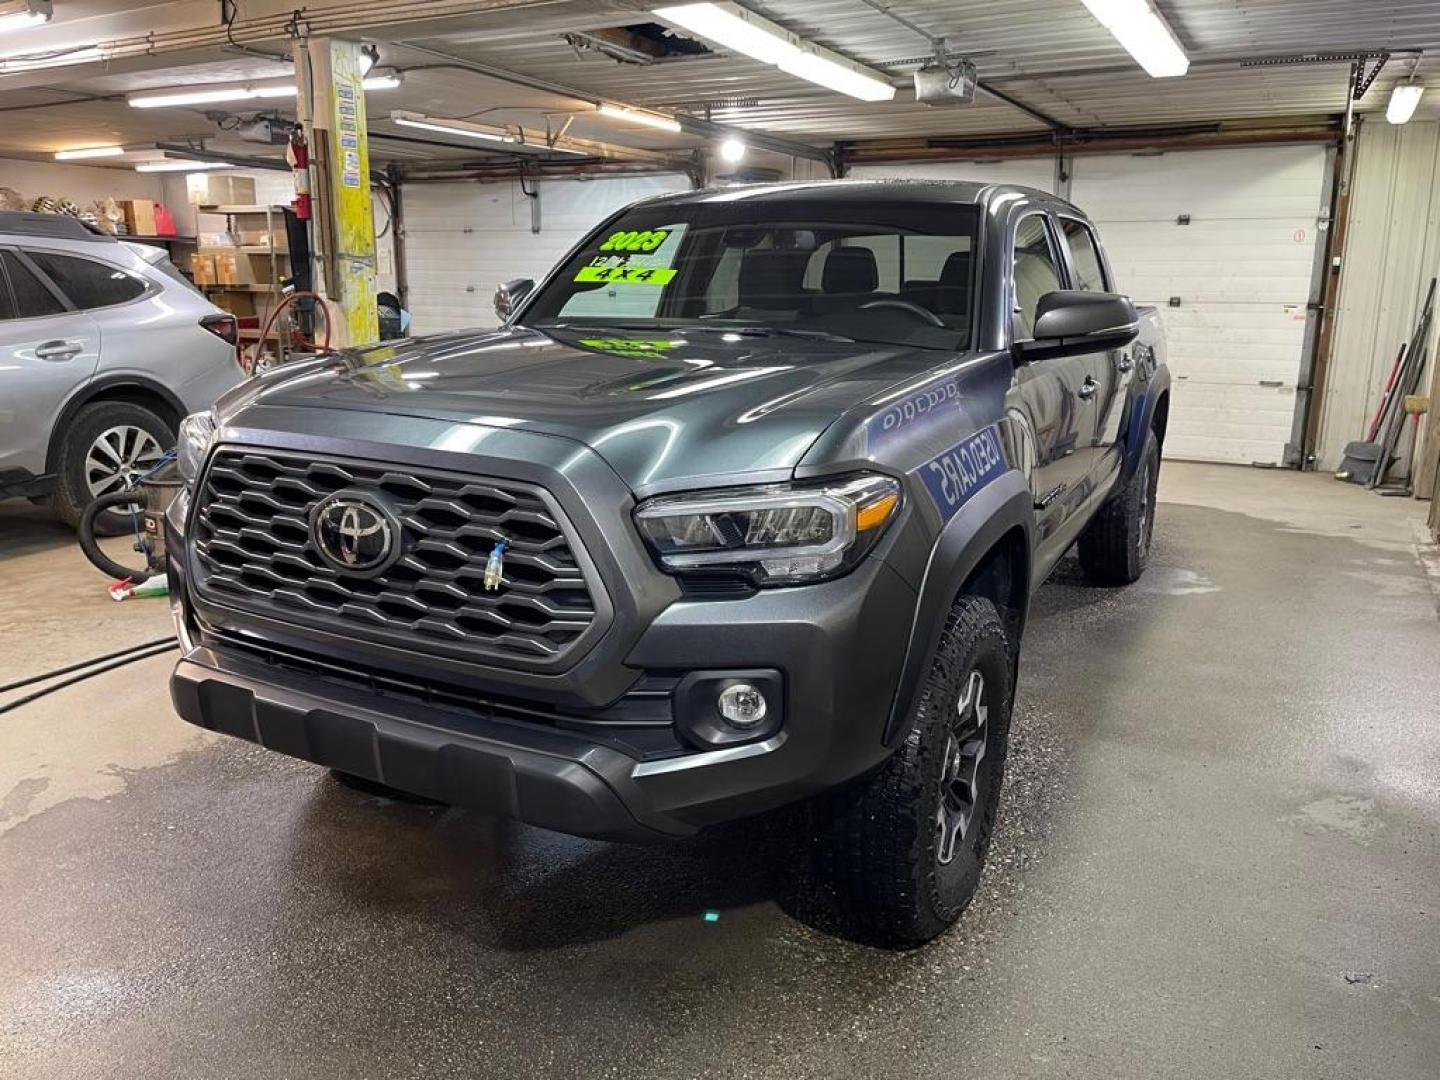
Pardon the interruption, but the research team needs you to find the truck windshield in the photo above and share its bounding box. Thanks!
[523,199,981,351]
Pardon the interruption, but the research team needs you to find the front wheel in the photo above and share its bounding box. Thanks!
[807,595,1013,949]
[1077,428,1160,585]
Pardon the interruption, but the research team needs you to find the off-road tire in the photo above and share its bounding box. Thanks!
[807,595,1013,949]
[1077,428,1160,585]
[52,401,175,531]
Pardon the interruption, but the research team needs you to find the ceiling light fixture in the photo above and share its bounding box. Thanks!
[652,2,895,101]
[54,145,124,160]
[718,136,746,163]
[1078,0,1189,78]
[128,74,401,109]
[0,44,105,71]
[390,110,518,143]
[135,160,235,172]
[1387,67,1425,125]
[596,103,684,133]
[0,0,50,33]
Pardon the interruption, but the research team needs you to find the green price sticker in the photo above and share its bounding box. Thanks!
[599,229,670,253]
[573,265,677,286]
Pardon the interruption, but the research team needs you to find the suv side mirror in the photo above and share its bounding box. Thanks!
[493,278,534,323]
[1012,290,1139,363]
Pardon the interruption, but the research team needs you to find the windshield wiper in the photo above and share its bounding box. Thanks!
[683,325,856,343]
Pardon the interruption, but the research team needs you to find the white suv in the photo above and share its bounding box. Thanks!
[0,211,243,526]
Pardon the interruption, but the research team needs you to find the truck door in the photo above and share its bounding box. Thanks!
[1057,216,1129,491]
[1008,213,1095,565]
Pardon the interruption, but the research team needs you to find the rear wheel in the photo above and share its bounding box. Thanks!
[1077,428,1160,585]
[52,401,174,531]
[807,595,1012,949]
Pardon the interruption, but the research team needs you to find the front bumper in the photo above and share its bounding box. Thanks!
[170,497,918,840]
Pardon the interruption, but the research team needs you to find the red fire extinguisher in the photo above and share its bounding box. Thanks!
[287,128,311,221]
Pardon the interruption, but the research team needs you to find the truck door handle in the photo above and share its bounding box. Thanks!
[35,340,82,362]
[1077,376,1099,400]
[1115,354,1134,373]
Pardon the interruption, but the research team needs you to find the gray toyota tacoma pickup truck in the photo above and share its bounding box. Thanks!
[166,180,1168,947]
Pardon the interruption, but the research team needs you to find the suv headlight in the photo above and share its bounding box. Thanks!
[634,474,902,586]
[176,410,216,485]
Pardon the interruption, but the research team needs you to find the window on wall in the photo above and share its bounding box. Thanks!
[1060,218,1108,292]
[2,251,65,319]
[1012,215,1064,338]
[24,252,147,311]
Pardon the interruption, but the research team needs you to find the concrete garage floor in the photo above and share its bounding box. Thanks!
[1,462,1437,1080]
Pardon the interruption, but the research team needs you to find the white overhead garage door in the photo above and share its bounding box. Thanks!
[848,157,1059,193]
[1072,146,1329,465]
[853,146,1330,465]
[403,174,693,334]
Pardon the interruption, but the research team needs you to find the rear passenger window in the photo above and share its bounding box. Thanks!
[1060,218,1108,292]
[25,251,148,310]
[1012,215,1064,338]
[2,251,65,319]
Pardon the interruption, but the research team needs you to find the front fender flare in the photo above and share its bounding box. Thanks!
[883,469,1035,745]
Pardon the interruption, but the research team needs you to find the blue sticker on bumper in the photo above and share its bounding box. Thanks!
[921,424,1008,520]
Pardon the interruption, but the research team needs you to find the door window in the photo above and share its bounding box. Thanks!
[24,251,148,311]
[1060,218,1109,292]
[1012,215,1064,338]
[2,251,65,319]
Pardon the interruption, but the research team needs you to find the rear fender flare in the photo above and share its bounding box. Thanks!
[1120,366,1171,485]
[883,469,1035,745]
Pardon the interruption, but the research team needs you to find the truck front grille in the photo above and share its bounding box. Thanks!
[190,448,603,667]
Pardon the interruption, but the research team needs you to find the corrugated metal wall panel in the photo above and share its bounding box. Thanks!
[1073,146,1328,465]
[1316,120,1440,472]
[402,173,692,333]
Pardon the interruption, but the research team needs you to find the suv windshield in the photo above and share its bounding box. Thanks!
[524,199,981,351]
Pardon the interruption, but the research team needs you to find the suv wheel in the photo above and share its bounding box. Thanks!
[808,595,1012,949]
[1077,427,1161,585]
[52,401,174,530]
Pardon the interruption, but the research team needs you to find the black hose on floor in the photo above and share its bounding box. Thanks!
[0,636,178,695]
[0,639,179,716]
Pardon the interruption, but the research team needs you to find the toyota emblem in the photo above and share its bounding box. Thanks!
[310,492,402,575]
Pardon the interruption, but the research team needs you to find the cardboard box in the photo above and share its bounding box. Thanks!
[187,173,257,206]
[119,199,156,236]
[213,251,261,286]
[191,253,216,286]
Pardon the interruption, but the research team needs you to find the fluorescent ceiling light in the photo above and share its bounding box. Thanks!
[652,2,895,101]
[780,50,894,102]
[0,0,51,33]
[1387,82,1424,125]
[129,74,400,109]
[596,103,683,133]
[390,110,517,143]
[135,160,235,172]
[0,44,104,71]
[654,2,795,65]
[54,145,124,160]
[1079,0,1188,78]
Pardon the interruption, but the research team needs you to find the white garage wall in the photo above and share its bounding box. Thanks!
[847,157,1058,192]
[0,157,165,210]
[402,174,693,334]
[1071,145,1329,465]
[1316,120,1440,475]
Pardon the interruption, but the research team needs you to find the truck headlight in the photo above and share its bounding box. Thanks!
[176,410,216,485]
[634,474,902,585]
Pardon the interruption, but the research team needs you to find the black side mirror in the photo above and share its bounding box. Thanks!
[494,277,534,323]
[1012,290,1139,363]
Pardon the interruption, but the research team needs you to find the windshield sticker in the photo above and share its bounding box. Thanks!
[573,263,677,286]
[866,380,960,450]
[577,337,679,359]
[599,229,670,253]
[920,424,1007,521]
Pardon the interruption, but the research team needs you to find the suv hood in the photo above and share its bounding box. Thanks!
[228,325,945,491]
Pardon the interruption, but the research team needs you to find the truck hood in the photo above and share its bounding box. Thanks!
[226,325,945,491]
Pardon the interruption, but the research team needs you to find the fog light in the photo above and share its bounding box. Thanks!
[718,683,767,728]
